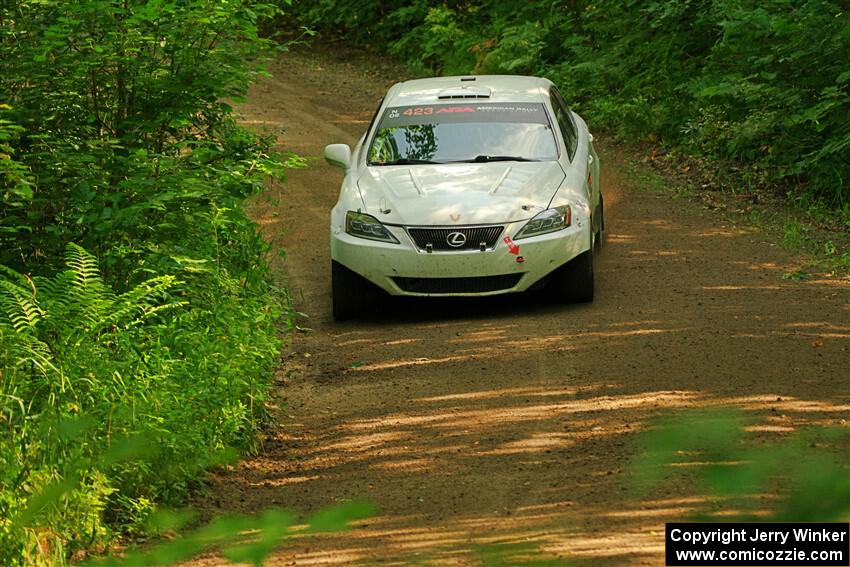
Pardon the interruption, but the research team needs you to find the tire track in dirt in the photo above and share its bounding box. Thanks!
[189,48,850,566]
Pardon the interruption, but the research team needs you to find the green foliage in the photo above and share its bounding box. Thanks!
[0,245,283,564]
[0,108,34,238]
[388,5,478,75]
[296,0,850,205]
[474,21,547,75]
[0,0,295,563]
[0,0,288,270]
[8,447,374,567]
[633,410,850,521]
[80,500,375,566]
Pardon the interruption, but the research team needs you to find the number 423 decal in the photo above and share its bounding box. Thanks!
[402,106,475,116]
[403,107,433,116]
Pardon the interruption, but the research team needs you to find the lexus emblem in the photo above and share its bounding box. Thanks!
[446,232,467,247]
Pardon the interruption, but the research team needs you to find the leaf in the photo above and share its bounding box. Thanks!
[222,509,295,566]
[305,500,376,533]
[698,83,737,97]
[782,270,810,281]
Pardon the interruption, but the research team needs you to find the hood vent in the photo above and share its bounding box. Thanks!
[437,86,492,100]
[438,94,490,99]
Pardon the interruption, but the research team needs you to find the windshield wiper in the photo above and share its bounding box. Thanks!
[371,158,442,166]
[454,155,541,163]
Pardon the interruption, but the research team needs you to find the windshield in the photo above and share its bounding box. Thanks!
[368,103,558,165]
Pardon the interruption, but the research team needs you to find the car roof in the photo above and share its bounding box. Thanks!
[385,75,554,106]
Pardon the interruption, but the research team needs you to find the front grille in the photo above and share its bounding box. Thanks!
[392,273,523,294]
[407,225,504,252]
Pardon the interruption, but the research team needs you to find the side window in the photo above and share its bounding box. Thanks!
[550,88,578,161]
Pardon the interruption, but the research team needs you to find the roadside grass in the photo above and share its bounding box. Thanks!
[599,141,850,278]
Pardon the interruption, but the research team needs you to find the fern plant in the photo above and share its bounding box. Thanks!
[2,244,182,410]
[0,244,183,565]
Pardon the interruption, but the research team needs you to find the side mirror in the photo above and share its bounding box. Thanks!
[324,144,352,169]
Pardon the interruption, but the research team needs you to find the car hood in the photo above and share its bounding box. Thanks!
[356,161,566,226]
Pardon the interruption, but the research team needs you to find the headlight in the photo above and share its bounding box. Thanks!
[345,211,399,243]
[514,205,571,239]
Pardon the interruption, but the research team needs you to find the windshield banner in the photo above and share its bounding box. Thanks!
[378,103,550,127]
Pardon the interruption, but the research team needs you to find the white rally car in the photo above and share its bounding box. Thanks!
[325,75,602,320]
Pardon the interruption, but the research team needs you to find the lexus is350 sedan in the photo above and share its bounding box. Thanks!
[324,75,603,320]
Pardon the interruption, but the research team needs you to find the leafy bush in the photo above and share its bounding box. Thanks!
[0,110,33,231]
[474,21,547,75]
[388,5,479,76]
[0,0,288,272]
[0,244,282,564]
[0,0,294,563]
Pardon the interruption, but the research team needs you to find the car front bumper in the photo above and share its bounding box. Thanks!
[330,221,591,297]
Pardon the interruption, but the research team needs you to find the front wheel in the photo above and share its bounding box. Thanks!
[552,249,594,303]
[332,261,380,320]
[594,195,605,252]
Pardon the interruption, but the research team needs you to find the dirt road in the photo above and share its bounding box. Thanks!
[194,48,850,565]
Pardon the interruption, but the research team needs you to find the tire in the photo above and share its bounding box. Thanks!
[552,248,594,303]
[331,261,380,320]
[594,194,605,252]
